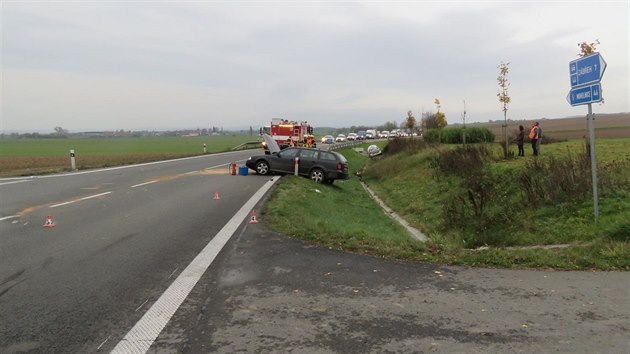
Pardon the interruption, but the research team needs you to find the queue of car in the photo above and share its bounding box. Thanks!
[247,127,407,183]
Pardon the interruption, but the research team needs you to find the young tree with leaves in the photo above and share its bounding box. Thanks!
[497,61,510,158]
[578,39,600,57]
[405,110,416,137]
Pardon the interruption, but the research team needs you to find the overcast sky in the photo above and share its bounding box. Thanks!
[2,1,628,132]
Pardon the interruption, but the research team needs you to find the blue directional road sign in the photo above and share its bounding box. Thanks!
[567,83,602,106]
[569,53,607,88]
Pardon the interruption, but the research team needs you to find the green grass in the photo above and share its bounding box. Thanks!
[262,139,630,270]
[0,135,257,157]
[0,135,261,177]
[263,151,422,259]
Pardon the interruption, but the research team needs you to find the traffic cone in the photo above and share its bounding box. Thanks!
[213,191,221,200]
[248,211,259,224]
[43,214,55,228]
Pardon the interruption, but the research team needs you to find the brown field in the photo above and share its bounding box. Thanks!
[468,112,629,141]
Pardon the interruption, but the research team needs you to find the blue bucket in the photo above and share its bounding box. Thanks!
[238,166,249,176]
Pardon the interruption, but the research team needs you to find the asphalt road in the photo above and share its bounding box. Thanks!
[0,150,269,353]
[2,148,629,354]
[150,223,630,353]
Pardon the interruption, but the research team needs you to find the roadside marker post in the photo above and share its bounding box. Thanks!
[69,149,76,171]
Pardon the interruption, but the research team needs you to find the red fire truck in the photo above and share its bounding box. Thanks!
[261,118,314,150]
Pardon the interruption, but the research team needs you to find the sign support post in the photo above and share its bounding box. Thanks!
[587,104,599,217]
[567,52,606,219]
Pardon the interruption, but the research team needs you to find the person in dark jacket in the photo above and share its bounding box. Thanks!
[529,122,539,156]
[517,125,525,156]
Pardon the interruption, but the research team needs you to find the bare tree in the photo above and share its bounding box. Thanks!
[54,127,68,137]
[461,99,467,147]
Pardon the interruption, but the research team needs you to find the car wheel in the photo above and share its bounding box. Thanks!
[310,168,325,183]
[256,161,270,175]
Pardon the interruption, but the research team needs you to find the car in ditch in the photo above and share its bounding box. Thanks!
[246,147,349,184]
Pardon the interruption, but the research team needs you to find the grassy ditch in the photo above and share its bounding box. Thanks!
[263,138,630,270]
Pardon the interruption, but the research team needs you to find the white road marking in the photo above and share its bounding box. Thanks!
[0,215,19,221]
[97,335,112,351]
[49,191,112,208]
[134,299,150,312]
[167,268,179,279]
[0,180,30,186]
[131,181,158,188]
[110,176,280,354]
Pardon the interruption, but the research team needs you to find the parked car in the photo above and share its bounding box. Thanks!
[246,147,349,184]
[346,133,358,141]
[335,134,346,142]
[321,135,334,144]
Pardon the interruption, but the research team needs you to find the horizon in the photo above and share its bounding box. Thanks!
[2,112,627,135]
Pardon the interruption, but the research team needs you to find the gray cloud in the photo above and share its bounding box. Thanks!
[2,1,627,132]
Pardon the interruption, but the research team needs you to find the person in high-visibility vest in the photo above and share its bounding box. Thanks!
[536,122,543,155]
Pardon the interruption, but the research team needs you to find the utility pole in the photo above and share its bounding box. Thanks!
[462,99,467,147]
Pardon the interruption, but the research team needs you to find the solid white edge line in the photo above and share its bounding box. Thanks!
[110,176,280,354]
[131,180,158,188]
[0,180,30,186]
[0,150,251,182]
[50,191,112,208]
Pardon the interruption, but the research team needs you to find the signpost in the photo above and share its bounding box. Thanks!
[567,52,606,218]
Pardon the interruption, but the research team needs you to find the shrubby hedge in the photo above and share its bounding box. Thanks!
[423,127,495,144]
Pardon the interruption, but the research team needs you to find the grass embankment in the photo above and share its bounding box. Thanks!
[0,135,257,177]
[263,138,630,270]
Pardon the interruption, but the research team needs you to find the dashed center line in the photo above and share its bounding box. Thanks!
[131,180,158,188]
[49,191,112,208]
[0,215,19,221]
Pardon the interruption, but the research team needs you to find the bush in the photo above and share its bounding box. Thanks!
[382,137,429,155]
[604,221,630,242]
[423,127,495,144]
[518,152,591,206]
[431,145,492,177]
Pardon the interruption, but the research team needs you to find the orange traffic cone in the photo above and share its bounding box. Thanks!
[213,191,221,200]
[248,211,259,224]
[43,214,55,228]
